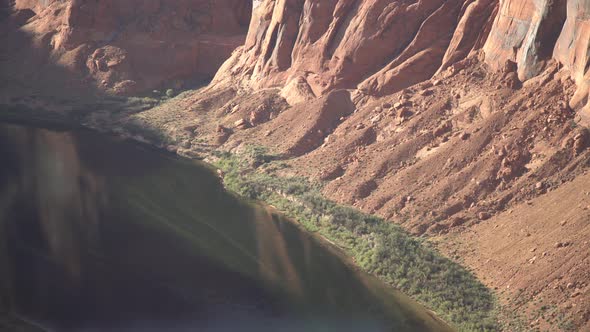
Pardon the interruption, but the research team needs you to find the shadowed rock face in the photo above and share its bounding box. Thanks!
[7,0,252,95]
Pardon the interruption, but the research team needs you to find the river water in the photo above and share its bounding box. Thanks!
[0,123,451,332]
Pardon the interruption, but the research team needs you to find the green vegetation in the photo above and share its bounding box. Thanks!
[557,315,575,331]
[122,120,171,145]
[212,146,499,332]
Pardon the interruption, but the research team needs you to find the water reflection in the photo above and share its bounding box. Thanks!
[254,208,304,298]
[0,123,451,332]
[27,128,104,279]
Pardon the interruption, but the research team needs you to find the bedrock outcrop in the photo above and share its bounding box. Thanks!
[3,0,251,95]
[213,0,590,120]
[214,0,497,98]
[484,0,590,121]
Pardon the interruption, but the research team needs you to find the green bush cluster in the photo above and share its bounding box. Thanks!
[213,147,499,332]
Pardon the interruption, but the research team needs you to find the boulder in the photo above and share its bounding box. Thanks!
[478,212,492,220]
[234,118,251,130]
[397,108,413,120]
[573,129,589,155]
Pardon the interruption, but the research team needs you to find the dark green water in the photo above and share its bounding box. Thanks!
[0,123,451,332]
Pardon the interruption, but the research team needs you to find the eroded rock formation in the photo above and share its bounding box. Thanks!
[212,0,590,121]
[215,0,496,97]
[3,0,251,95]
[483,0,590,121]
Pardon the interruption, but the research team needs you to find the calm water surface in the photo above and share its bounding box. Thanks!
[0,123,451,332]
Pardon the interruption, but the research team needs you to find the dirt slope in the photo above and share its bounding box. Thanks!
[438,171,590,331]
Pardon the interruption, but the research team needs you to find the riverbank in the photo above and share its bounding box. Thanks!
[0,108,502,330]
[0,119,459,332]
[0,111,500,330]
[207,146,499,331]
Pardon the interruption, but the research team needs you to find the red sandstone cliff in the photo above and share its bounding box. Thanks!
[2,0,251,95]
[211,0,590,121]
[214,0,495,97]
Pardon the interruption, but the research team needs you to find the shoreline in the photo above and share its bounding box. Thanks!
[0,113,499,331]
[208,148,499,331]
[258,199,453,331]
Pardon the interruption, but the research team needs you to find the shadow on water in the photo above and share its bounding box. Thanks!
[0,123,452,332]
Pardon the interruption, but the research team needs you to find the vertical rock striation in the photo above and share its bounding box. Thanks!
[213,0,590,121]
[215,0,498,97]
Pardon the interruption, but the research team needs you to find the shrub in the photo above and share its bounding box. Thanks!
[212,147,499,331]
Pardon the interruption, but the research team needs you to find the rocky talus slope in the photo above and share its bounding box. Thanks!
[129,1,590,330]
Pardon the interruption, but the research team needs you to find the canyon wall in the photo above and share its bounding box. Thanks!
[8,0,590,109]
[4,0,251,95]
[213,0,590,118]
[484,0,590,120]
[134,0,589,239]
[215,0,497,98]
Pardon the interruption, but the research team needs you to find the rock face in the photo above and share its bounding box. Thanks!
[483,0,567,81]
[211,0,590,119]
[483,0,590,122]
[214,0,496,97]
[6,0,251,95]
[554,0,590,122]
[7,0,590,106]
[482,0,590,91]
